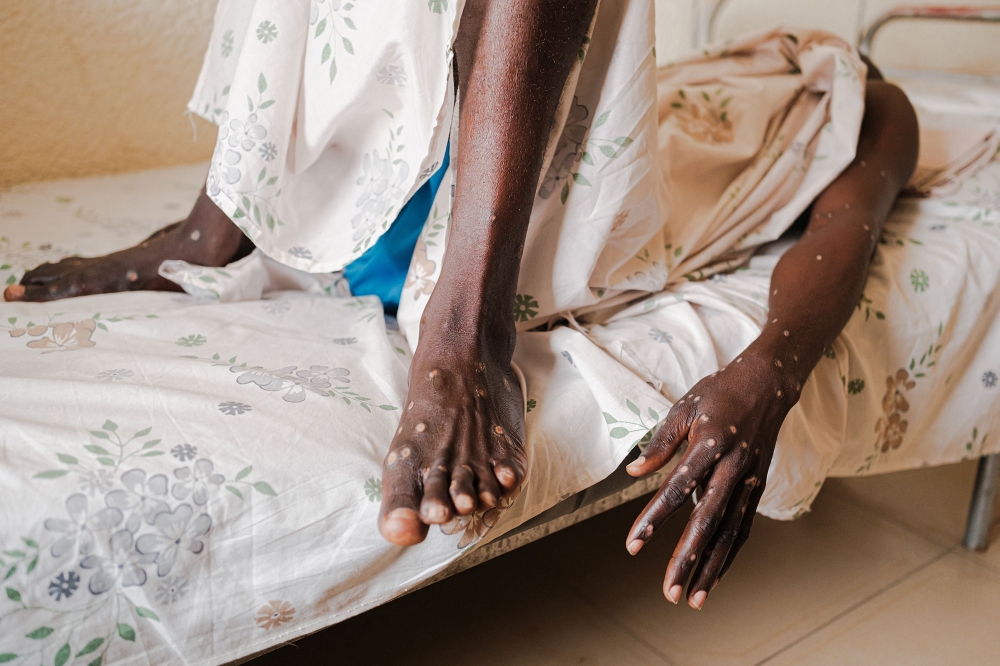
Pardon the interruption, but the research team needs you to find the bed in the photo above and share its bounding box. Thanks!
[1,8,999,666]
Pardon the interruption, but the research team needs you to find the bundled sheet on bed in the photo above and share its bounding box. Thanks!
[3,43,1000,666]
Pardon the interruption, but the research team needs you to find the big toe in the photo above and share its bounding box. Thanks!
[3,284,25,301]
[379,508,429,546]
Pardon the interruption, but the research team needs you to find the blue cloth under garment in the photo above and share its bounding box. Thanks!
[343,147,450,315]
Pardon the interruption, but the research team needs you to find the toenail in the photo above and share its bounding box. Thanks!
[461,464,473,472]
[386,452,398,466]
[190,230,201,241]
[415,422,426,432]
[494,425,504,434]
[729,426,737,434]
[436,464,447,472]
[401,447,411,458]
[126,270,138,282]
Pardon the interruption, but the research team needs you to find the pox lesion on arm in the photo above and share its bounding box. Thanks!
[624,64,920,609]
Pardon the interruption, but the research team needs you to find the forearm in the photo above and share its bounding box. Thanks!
[749,80,919,399]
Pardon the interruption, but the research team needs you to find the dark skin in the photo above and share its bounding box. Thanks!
[5,8,918,608]
[624,67,919,610]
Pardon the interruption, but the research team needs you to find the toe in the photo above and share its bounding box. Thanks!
[449,464,477,515]
[379,508,428,546]
[3,284,25,301]
[475,464,501,508]
[493,458,524,492]
[419,463,454,524]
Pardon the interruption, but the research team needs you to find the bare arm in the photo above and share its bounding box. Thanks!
[624,77,919,609]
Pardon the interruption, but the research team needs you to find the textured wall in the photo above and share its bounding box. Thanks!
[0,0,219,186]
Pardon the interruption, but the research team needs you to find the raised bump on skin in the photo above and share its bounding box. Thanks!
[827,212,833,219]
[408,401,414,410]
[861,160,867,167]
[714,452,721,460]
[477,362,485,372]
[816,255,822,261]
[706,438,716,447]
[427,370,439,380]
[689,479,697,488]
[679,465,690,474]
[755,448,760,455]
[772,318,778,323]
[729,426,737,434]
[707,487,715,495]
[775,360,782,368]
[793,355,798,362]
[689,554,696,561]
[437,464,447,472]
[126,270,138,282]
[736,357,743,363]
[863,224,870,231]
[190,230,201,241]
[504,378,511,391]
[783,330,789,337]
[845,203,850,209]
[678,399,686,405]
[693,396,701,402]
[494,425,504,435]
[880,170,886,177]
[776,389,783,397]
[386,452,398,466]
[700,414,709,422]
[401,447,411,458]
[741,441,748,449]
[477,388,486,397]
[684,487,691,494]
[415,422,427,433]
[396,426,402,434]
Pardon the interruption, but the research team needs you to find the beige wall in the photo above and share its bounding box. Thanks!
[2,0,998,187]
[0,0,219,187]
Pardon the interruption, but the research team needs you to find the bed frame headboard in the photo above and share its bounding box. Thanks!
[694,0,1000,58]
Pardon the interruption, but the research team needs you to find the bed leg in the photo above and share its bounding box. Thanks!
[964,453,1000,551]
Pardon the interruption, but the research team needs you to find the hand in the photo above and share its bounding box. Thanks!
[624,348,799,609]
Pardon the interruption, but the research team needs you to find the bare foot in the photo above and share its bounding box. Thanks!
[4,190,251,302]
[378,322,527,546]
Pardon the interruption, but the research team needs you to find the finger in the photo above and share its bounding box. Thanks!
[474,463,501,509]
[716,476,767,583]
[419,461,454,524]
[449,463,477,515]
[626,460,700,555]
[627,402,692,476]
[378,445,429,546]
[685,473,759,608]
[661,468,734,605]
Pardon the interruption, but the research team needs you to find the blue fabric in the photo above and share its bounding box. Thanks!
[343,146,450,315]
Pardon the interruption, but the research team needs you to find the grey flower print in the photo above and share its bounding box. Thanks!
[288,246,313,260]
[259,141,278,162]
[105,469,170,530]
[48,571,80,601]
[353,150,409,242]
[171,443,198,462]
[538,149,578,201]
[561,351,575,366]
[80,529,153,594]
[221,29,234,58]
[96,368,133,382]
[44,493,123,559]
[333,337,358,345]
[930,224,948,232]
[256,20,278,43]
[219,401,252,415]
[227,114,268,152]
[155,575,190,605]
[295,365,350,389]
[984,371,998,389]
[172,459,225,506]
[78,469,115,496]
[136,504,212,577]
[376,64,407,86]
[262,300,291,315]
[649,328,673,343]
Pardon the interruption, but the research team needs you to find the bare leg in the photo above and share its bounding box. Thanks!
[378,0,598,545]
[3,189,252,302]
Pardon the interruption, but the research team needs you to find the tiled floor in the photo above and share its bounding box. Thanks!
[251,460,1000,666]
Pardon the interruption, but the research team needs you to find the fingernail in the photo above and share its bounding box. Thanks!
[626,539,643,556]
[626,456,646,474]
[4,284,25,301]
[665,584,682,604]
[690,590,707,610]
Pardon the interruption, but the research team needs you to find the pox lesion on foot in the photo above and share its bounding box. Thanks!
[378,353,527,546]
[3,191,250,302]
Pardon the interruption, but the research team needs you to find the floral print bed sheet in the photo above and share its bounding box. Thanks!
[0,168,666,665]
